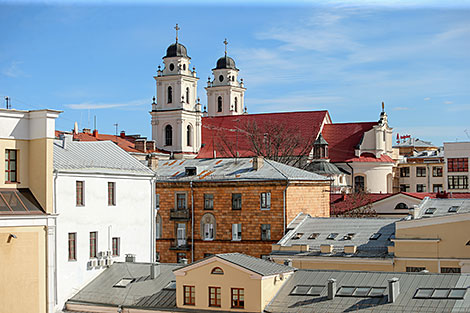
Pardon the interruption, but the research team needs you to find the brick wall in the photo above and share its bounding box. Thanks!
[286,182,330,224]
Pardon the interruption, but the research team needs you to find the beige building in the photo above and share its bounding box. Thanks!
[444,142,470,192]
[0,108,60,313]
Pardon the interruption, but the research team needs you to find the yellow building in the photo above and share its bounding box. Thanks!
[0,108,60,313]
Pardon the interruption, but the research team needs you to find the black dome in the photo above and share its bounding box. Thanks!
[215,55,237,70]
[165,42,188,58]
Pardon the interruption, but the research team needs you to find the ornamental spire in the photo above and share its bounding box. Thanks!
[174,24,180,43]
[223,38,228,56]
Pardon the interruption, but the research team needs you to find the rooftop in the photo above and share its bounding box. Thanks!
[414,198,470,219]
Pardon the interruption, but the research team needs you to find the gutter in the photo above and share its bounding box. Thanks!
[190,181,195,263]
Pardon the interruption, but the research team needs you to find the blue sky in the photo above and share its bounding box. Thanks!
[1,0,469,145]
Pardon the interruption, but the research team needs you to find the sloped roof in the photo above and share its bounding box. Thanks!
[155,158,330,182]
[346,153,394,163]
[54,139,154,175]
[415,198,470,219]
[393,138,435,148]
[0,188,45,215]
[198,111,330,158]
[322,122,377,163]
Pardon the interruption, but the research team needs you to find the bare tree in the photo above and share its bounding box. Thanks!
[331,191,378,217]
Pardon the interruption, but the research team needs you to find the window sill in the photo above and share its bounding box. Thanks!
[5,181,20,184]
[68,259,77,262]
[203,238,214,241]
[232,239,242,242]
[260,208,271,211]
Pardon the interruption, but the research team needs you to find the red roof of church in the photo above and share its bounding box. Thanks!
[197,111,330,159]
[322,122,378,163]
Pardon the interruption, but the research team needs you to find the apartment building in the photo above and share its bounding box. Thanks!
[444,142,470,192]
[154,157,330,263]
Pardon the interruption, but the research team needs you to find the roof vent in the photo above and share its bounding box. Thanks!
[125,254,136,263]
[185,167,197,176]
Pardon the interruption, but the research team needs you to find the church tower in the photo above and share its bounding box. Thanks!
[151,25,201,158]
[205,39,246,117]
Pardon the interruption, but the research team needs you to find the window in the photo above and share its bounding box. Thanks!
[425,207,436,214]
[211,267,224,275]
[231,288,244,309]
[400,167,410,177]
[261,224,271,241]
[308,233,319,240]
[327,233,339,240]
[292,233,303,240]
[176,193,187,210]
[89,231,97,258]
[336,286,386,297]
[448,206,460,213]
[416,167,426,177]
[354,176,364,193]
[433,166,443,177]
[155,252,160,262]
[167,86,173,103]
[108,182,116,206]
[448,175,468,189]
[204,194,214,210]
[68,233,76,261]
[234,97,238,112]
[169,63,175,71]
[76,181,84,206]
[290,285,325,296]
[156,193,160,209]
[232,223,242,241]
[204,253,214,258]
[217,96,223,112]
[414,288,467,299]
[177,252,187,263]
[156,213,162,239]
[260,192,271,210]
[113,278,134,288]
[209,287,221,307]
[186,125,192,146]
[399,184,410,192]
[5,149,17,182]
[183,286,195,305]
[112,237,120,256]
[406,266,425,272]
[186,87,190,104]
[448,158,468,172]
[370,233,382,240]
[176,223,186,247]
[165,125,173,146]
[232,193,242,210]
[433,184,443,193]
[441,267,461,273]
[201,213,216,240]
[416,184,426,192]
[343,233,355,240]
[394,203,408,210]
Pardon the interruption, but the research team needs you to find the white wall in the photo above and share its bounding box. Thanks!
[54,172,153,312]
[0,109,60,140]
[371,195,421,215]
[351,163,394,193]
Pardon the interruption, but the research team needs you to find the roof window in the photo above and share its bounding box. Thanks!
[292,233,304,240]
[308,233,320,240]
[448,206,459,213]
[185,167,197,176]
[113,278,134,288]
[414,288,467,299]
[425,207,436,215]
[370,233,381,240]
[326,233,339,240]
[290,285,324,296]
[337,286,386,298]
[163,281,176,290]
[343,233,355,240]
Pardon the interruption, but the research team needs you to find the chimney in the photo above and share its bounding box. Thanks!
[344,245,357,254]
[125,254,136,263]
[150,263,160,279]
[146,140,156,151]
[135,139,147,153]
[410,205,420,219]
[93,129,98,137]
[73,122,78,135]
[327,278,337,300]
[120,131,126,138]
[82,128,91,134]
[148,156,159,170]
[60,133,73,149]
[320,244,333,254]
[253,156,264,170]
[388,277,399,303]
[284,259,292,267]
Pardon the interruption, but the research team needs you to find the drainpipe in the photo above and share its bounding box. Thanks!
[150,175,156,263]
[190,181,194,263]
[346,162,354,192]
[52,170,58,307]
[283,181,289,234]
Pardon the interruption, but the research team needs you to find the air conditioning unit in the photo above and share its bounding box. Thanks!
[98,251,106,258]
[87,260,94,270]
[99,259,106,267]
[91,259,98,268]
[106,250,112,257]
[105,258,114,266]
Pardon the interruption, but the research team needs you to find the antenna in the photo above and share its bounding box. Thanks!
[114,123,118,138]
[94,116,97,130]
[5,96,11,109]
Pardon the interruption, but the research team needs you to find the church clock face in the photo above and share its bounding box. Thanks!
[219,75,224,82]
[169,63,175,71]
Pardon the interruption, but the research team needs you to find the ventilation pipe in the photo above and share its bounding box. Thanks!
[388,277,400,303]
[327,278,337,300]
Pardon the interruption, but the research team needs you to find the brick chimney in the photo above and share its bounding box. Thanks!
[135,139,147,153]
[82,128,91,135]
[147,155,158,170]
[93,129,98,137]
[146,140,156,151]
[120,131,126,138]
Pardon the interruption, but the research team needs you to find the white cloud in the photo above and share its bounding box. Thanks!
[65,99,147,110]
[2,61,28,78]
[424,97,431,101]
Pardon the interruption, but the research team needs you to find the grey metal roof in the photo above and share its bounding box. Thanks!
[155,158,329,182]
[67,262,180,309]
[305,160,343,175]
[273,216,398,258]
[54,139,154,175]
[265,269,470,313]
[216,253,295,276]
[393,138,435,148]
[415,198,470,219]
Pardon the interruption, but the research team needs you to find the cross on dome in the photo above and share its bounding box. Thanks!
[223,38,228,56]
[174,24,180,42]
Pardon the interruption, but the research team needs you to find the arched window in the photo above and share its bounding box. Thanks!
[217,96,223,112]
[186,87,190,104]
[201,213,216,240]
[395,203,408,210]
[167,86,173,103]
[354,176,365,193]
[156,213,162,239]
[165,125,172,146]
[234,97,238,112]
[187,125,193,147]
[211,267,224,275]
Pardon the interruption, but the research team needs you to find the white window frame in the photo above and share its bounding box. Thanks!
[232,223,242,241]
[260,192,271,210]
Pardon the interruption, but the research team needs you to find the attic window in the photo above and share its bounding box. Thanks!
[292,233,304,240]
[370,233,381,240]
[448,206,459,213]
[425,208,436,215]
[113,278,134,288]
[211,267,224,275]
[337,286,386,298]
[185,167,197,176]
[343,233,355,240]
[308,233,320,240]
[290,285,324,296]
[326,233,339,240]
[414,288,467,299]
[467,240,470,246]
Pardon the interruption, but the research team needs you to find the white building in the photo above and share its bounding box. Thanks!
[53,135,156,312]
[444,142,470,192]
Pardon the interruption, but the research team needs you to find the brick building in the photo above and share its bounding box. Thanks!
[155,157,330,263]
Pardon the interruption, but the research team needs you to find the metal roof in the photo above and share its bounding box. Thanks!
[155,158,330,183]
[54,138,154,175]
[415,198,470,219]
[0,188,45,215]
[273,216,398,258]
[265,270,470,313]
[216,253,295,276]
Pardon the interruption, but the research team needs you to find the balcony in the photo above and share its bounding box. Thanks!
[170,240,191,251]
[170,208,190,221]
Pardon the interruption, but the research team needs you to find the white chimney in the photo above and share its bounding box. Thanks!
[388,277,400,303]
[327,278,337,300]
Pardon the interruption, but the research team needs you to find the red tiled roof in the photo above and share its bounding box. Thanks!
[322,122,377,163]
[346,153,394,163]
[198,111,330,158]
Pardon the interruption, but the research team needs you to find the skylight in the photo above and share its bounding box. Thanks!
[113,278,134,288]
[425,208,436,215]
[292,233,304,240]
[164,281,176,290]
[448,206,459,213]
[337,286,386,298]
[370,233,381,240]
[414,288,467,299]
[308,233,319,240]
[290,285,324,296]
[326,233,339,240]
[343,233,355,240]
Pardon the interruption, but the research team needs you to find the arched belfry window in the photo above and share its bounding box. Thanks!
[167,86,173,104]
[217,96,223,112]
[354,176,365,193]
[165,125,173,146]
[201,213,216,240]
[187,125,193,147]
[234,97,238,112]
[211,267,224,275]
[186,87,190,104]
